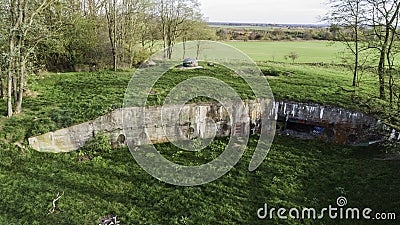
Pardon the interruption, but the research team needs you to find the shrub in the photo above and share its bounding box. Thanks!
[78,133,112,160]
[261,68,282,77]
[28,117,58,137]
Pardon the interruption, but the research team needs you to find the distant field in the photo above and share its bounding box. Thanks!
[225,41,346,63]
[209,25,278,30]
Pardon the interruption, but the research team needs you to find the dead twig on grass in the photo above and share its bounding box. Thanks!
[47,191,64,215]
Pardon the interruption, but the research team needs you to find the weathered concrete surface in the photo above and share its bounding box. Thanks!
[28,100,399,153]
[274,101,391,145]
[29,100,272,152]
[28,109,124,152]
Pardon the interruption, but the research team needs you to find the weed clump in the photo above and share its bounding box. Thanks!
[77,133,112,161]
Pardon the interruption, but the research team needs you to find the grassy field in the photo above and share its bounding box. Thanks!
[1,136,399,224]
[226,41,347,63]
[0,47,399,223]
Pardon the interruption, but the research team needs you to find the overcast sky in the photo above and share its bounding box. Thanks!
[199,0,329,24]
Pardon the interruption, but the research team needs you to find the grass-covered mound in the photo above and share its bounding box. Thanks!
[1,61,397,145]
[0,71,132,143]
[0,63,255,144]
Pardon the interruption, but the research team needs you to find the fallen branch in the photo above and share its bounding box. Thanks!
[47,191,64,215]
[99,215,120,225]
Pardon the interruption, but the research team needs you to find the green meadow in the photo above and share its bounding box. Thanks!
[1,135,399,224]
[226,41,347,63]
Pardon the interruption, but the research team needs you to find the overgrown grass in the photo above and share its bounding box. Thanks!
[0,64,255,143]
[0,136,398,224]
[0,70,132,143]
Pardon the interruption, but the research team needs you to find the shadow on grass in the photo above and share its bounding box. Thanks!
[0,136,399,224]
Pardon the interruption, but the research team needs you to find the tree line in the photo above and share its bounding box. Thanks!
[0,0,214,117]
[325,0,400,118]
[215,27,342,42]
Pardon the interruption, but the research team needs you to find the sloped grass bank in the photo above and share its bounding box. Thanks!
[0,71,132,143]
[259,62,400,128]
[0,136,398,224]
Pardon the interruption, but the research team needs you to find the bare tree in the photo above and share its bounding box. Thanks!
[119,0,159,67]
[385,14,399,108]
[104,0,118,71]
[158,0,202,59]
[5,0,53,116]
[0,3,6,99]
[288,52,299,63]
[366,0,400,100]
[325,0,368,87]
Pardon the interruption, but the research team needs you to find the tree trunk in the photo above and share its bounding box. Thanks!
[387,14,399,109]
[107,19,116,70]
[106,0,117,72]
[7,72,13,117]
[129,42,134,67]
[15,57,26,114]
[375,2,400,100]
[182,36,186,59]
[0,68,3,98]
[113,0,117,72]
[166,25,173,59]
[7,40,14,117]
[353,7,359,87]
[389,73,393,108]
[162,26,168,59]
[353,52,358,87]
[7,0,19,117]
[13,72,18,106]
[398,93,400,114]
[378,41,387,100]
[196,41,201,59]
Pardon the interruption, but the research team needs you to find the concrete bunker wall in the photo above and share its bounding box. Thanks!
[274,102,389,145]
[28,101,398,153]
[28,100,269,152]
